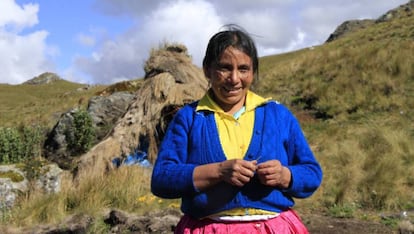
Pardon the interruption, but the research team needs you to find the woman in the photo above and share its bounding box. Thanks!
[151,25,322,233]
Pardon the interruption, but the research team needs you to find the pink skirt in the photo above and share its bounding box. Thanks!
[174,209,309,234]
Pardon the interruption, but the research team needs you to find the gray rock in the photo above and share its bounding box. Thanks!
[0,164,62,210]
[326,19,374,42]
[326,1,414,42]
[87,91,135,141]
[35,163,63,194]
[0,165,27,210]
[23,72,61,85]
[104,208,182,233]
[44,92,135,169]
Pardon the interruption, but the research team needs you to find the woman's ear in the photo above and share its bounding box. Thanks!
[203,66,211,79]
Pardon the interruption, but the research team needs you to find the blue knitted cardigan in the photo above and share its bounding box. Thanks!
[151,100,323,219]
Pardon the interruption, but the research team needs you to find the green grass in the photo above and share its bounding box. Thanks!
[0,80,106,128]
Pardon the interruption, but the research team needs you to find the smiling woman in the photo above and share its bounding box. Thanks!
[204,46,254,114]
[151,24,323,234]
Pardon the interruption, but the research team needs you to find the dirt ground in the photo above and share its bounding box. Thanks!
[1,208,403,233]
[302,213,397,234]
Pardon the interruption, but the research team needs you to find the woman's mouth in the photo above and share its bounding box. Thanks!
[222,86,242,94]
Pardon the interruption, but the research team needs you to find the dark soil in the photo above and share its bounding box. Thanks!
[303,213,397,234]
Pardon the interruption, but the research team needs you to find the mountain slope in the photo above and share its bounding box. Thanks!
[255,1,414,121]
[254,0,414,212]
[0,73,107,128]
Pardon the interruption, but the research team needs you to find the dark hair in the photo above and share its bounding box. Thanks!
[202,24,259,79]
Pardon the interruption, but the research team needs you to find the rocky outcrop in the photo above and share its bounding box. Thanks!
[35,163,64,194]
[23,72,61,85]
[44,92,135,169]
[43,109,78,168]
[325,19,374,42]
[104,209,181,233]
[0,164,63,210]
[74,43,208,180]
[326,0,414,42]
[87,92,135,141]
[376,0,414,23]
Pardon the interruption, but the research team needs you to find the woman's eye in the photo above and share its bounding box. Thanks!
[218,66,231,72]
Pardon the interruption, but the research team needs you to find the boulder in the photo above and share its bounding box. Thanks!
[104,208,181,233]
[0,163,63,210]
[44,92,135,169]
[87,91,135,141]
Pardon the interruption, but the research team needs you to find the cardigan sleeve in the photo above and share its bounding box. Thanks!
[282,111,323,198]
[151,105,199,198]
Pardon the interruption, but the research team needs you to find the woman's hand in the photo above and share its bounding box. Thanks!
[256,160,291,189]
[193,159,257,190]
[218,159,257,187]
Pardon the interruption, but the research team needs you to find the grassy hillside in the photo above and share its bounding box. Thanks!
[0,79,106,128]
[0,78,147,129]
[254,5,414,217]
[256,15,414,120]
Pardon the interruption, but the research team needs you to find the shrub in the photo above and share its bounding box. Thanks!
[0,127,23,164]
[19,125,44,159]
[0,125,45,164]
[67,109,95,155]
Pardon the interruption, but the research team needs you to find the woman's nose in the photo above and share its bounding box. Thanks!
[227,69,240,83]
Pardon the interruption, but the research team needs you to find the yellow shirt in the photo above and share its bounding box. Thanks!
[197,91,270,160]
[197,91,276,218]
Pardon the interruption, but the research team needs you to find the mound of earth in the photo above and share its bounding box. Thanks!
[74,43,208,181]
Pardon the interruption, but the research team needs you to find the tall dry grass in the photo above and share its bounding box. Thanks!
[257,12,414,217]
[296,113,414,217]
[4,166,179,228]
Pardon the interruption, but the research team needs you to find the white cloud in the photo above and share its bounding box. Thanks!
[76,0,223,84]
[76,33,96,47]
[0,0,53,84]
[0,0,38,32]
[141,0,222,64]
[0,30,52,84]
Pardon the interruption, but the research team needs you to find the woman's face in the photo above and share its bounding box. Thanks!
[204,46,254,114]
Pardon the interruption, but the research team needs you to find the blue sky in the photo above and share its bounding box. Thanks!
[0,0,409,85]
[16,0,132,71]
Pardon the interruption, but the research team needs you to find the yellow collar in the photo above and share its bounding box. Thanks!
[196,90,270,114]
